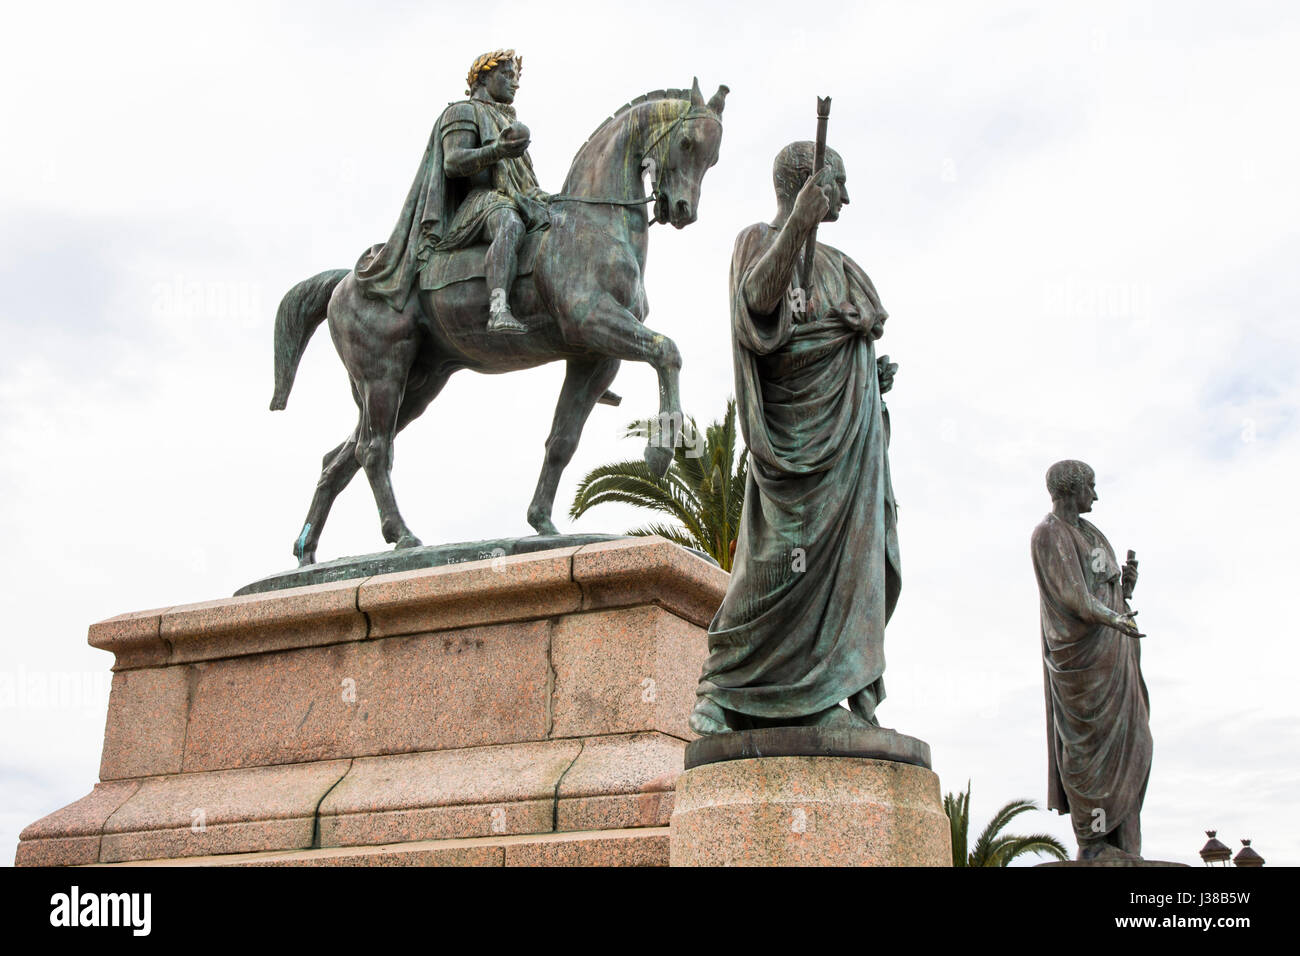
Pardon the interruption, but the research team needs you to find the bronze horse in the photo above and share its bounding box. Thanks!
[270,80,727,565]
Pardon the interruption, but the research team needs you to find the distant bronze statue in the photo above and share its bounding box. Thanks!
[268,51,727,565]
[689,138,900,735]
[1031,460,1151,862]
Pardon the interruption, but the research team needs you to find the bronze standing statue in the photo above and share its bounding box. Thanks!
[268,51,726,565]
[1031,459,1152,862]
[690,139,901,735]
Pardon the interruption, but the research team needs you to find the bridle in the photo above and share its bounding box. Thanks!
[548,106,719,225]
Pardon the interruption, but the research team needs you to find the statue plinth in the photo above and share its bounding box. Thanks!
[1036,860,1190,868]
[16,537,727,867]
[670,728,950,867]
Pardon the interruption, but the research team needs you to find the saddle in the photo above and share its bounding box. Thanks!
[419,230,546,293]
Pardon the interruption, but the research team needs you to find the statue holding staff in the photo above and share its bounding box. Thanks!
[690,133,900,735]
[1031,459,1152,862]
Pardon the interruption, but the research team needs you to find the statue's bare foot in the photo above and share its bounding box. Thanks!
[847,688,881,727]
[1078,842,1142,863]
[689,698,730,735]
[488,309,528,334]
[807,705,877,731]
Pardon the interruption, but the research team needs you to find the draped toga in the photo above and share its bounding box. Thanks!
[1031,513,1152,853]
[697,222,902,721]
[355,98,549,311]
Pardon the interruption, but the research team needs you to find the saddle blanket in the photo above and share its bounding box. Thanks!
[419,229,546,292]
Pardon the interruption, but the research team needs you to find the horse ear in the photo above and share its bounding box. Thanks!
[689,77,704,107]
[708,84,729,116]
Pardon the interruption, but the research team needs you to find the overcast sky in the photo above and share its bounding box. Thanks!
[2,0,1297,866]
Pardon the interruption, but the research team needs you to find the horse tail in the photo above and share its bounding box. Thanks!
[270,269,349,411]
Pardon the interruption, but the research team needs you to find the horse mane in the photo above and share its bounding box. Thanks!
[581,89,693,148]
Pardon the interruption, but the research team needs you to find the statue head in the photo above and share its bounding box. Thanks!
[466,49,522,103]
[1046,459,1098,512]
[773,141,850,221]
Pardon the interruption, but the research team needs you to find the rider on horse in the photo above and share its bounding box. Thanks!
[354,49,549,334]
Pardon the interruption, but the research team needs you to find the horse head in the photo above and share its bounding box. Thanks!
[650,78,728,228]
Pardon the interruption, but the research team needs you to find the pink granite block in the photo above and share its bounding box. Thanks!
[99,665,191,780]
[181,621,551,771]
[320,800,554,848]
[97,829,670,867]
[16,779,143,866]
[572,537,728,627]
[18,780,142,843]
[14,834,104,867]
[503,828,671,866]
[558,792,676,831]
[88,608,170,671]
[555,732,684,831]
[557,732,684,798]
[237,841,505,867]
[98,759,350,863]
[317,739,581,846]
[669,756,952,867]
[160,578,366,664]
[551,607,706,740]
[100,818,315,863]
[359,548,583,638]
[151,840,506,867]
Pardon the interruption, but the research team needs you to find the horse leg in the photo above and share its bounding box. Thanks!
[291,368,454,565]
[293,427,361,566]
[569,295,682,477]
[527,357,621,535]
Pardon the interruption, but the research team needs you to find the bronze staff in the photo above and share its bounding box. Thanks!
[799,95,832,292]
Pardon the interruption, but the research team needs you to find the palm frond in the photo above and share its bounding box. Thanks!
[991,834,1070,866]
[942,782,971,867]
[570,400,747,570]
[626,522,701,552]
[965,793,1060,867]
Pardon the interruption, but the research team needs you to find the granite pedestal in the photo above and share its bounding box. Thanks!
[16,537,727,867]
[669,727,951,867]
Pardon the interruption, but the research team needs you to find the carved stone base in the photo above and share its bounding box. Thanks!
[684,725,932,770]
[1037,860,1190,867]
[669,754,951,867]
[17,538,727,867]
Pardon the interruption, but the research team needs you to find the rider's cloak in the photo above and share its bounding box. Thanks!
[355,98,549,311]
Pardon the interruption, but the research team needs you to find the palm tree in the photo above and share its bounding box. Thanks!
[943,781,1069,867]
[568,399,747,570]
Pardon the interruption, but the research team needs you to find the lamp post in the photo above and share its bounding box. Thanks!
[1198,831,1231,866]
[1233,839,1264,867]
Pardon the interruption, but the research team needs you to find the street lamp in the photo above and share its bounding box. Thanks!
[1198,831,1231,867]
[1233,839,1264,867]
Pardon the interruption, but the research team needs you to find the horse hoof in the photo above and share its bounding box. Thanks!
[394,534,423,551]
[530,519,559,536]
[644,444,673,478]
[297,552,316,568]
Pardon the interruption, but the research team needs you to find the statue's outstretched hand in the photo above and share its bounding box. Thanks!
[1109,610,1144,639]
[496,122,531,159]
